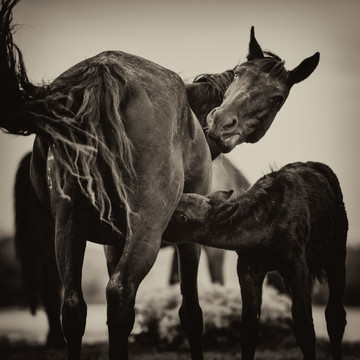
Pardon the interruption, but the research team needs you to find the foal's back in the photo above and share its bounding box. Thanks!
[268,161,348,279]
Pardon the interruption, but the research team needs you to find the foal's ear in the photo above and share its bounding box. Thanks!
[211,203,239,224]
[247,26,264,61]
[209,190,234,205]
[287,52,320,87]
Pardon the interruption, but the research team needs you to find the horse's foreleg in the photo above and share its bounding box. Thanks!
[55,214,87,360]
[106,224,162,360]
[177,243,203,360]
[282,262,316,360]
[237,261,266,360]
[203,246,225,285]
[169,247,180,284]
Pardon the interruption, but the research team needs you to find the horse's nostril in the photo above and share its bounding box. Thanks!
[222,118,238,131]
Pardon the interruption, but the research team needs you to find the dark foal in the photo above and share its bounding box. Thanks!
[164,161,348,360]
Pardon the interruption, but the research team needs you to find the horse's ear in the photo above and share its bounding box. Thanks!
[209,190,233,205]
[211,203,239,223]
[247,26,264,61]
[287,52,320,87]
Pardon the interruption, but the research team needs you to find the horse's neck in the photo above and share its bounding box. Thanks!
[186,82,223,160]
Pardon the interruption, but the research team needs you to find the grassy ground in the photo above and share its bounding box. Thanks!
[0,337,359,360]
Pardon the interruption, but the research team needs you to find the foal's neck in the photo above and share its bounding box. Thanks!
[203,178,274,251]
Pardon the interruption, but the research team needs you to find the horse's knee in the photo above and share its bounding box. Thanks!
[62,290,87,340]
[106,277,134,305]
[106,278,136,328]
[106,279,135,321]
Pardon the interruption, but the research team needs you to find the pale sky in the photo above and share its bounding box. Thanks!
[0,0,359,245]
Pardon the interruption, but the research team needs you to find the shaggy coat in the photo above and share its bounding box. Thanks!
[165,161,348,360]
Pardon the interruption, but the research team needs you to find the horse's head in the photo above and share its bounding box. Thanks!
[207,27,320,153]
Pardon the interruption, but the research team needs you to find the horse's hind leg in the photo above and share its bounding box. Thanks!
[38,224,65,348]
[325,246,347,360]
[55,208,87,360]
[41,256,65,348]
[106,217,162,360]
[177,243,204,360]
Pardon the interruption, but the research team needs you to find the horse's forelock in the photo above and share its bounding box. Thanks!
[256,51,287,81]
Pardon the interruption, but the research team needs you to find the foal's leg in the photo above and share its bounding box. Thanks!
[325,249,347,360]
[177,243,204,360]
[282,261,316,360]
[55,209,87,360]
[237,261,266,360]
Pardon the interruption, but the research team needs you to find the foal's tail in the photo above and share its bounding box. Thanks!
[1,0,135,233]
[309,161,348,242]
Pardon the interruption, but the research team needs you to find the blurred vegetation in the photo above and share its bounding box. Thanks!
[131,283,292,347]
[0,235,359,308]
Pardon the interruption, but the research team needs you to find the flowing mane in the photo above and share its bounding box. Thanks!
[193,69,235,104]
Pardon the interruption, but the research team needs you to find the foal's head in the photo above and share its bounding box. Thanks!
[166,190,236,241]
[206,27,320,153]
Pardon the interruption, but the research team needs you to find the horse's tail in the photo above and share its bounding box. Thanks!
[40,60,136,234]
[14,152,40,314]
[1,0,135,233]
[0,0,48,135]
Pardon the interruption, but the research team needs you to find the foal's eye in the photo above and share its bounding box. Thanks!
[271,96,284,106]
[179,213,189,223]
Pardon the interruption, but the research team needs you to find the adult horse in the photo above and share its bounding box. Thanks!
[1,0,319,358]
[2,1,212,358]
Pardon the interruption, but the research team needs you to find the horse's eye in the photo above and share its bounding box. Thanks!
[271,96,284,106]
[234,73,239,79]
[179,213,189,223]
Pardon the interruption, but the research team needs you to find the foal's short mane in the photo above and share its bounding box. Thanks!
[193,69,235,104]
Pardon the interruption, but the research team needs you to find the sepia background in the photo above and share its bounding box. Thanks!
[0,0,359,354]
[0,0,359,245]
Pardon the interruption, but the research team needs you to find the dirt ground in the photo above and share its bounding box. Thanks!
[0,337,359,360]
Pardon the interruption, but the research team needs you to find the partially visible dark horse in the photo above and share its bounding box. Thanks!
[2,0,319,358]
[165,162,348,360]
